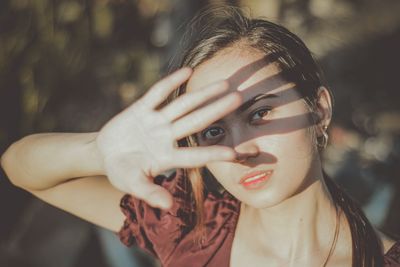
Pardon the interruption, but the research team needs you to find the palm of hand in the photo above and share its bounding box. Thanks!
[96,68,242,209]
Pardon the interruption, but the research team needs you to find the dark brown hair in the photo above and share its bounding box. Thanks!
[166,6,383,267]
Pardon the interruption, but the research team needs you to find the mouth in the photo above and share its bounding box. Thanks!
[239,170,273,189]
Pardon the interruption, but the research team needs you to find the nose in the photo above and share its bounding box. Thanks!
[233,140,260,163]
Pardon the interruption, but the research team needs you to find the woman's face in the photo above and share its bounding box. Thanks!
[186,46,324,208]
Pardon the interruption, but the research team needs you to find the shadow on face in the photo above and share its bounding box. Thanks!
[187,49,323,158]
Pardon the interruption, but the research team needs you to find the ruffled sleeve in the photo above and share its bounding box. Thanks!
[385,240,400,266]
[118,169,195,258]
[117,168,241,267]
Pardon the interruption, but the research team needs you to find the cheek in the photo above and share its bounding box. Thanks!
[264,127,315,159]
[263,128,316,191]
[205,161,235,185]
[263,129,317,195]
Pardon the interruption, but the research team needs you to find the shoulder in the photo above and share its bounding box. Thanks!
[378,230,397,254]
[384,240,400,266]
[379,231,400,266]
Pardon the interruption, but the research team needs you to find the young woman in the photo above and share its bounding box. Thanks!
[1,6,399,267]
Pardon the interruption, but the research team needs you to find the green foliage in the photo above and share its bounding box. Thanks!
[0,0,164,136]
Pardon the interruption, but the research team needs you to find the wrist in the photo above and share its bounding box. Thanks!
[84,132,106,176]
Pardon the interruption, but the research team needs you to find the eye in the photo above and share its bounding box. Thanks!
[250,107,272,122]
[201,127,225,141]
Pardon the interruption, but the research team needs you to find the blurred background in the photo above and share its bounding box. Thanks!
[0,0,399,266]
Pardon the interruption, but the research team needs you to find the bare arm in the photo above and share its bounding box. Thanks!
[1,132,125,232]
[1,132,103,190]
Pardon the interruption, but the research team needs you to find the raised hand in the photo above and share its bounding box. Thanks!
[96,68,242,209]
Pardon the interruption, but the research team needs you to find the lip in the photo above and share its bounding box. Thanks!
[239,170,273,189]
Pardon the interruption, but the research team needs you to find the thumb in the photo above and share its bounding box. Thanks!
[147,188,174,210]
[130,181,173,210]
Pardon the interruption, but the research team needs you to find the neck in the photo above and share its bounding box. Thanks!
[239,167,340,265]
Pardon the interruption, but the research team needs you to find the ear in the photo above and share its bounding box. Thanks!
[314,86,333,135]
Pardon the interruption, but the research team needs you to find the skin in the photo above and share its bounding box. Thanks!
[186,45,352,266]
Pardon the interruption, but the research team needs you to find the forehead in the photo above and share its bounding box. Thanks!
[186,47,294,96]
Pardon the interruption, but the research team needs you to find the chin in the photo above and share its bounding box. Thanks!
[229,188,287,209]
[242,198,283,210]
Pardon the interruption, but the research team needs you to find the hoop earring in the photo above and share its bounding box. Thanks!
[317,125,329,149]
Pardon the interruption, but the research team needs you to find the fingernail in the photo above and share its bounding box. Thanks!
[152,194,171,209]
[158,200,172,210]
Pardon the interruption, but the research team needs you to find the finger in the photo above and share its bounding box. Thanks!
[160,80,229,122]
[171,92,242,140]
[128,178,173,210]
[139,68,192,109]
[170,146,236,168]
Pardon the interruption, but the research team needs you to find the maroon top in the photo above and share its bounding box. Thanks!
[118,169,400,267]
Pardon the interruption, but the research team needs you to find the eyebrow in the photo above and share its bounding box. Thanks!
[237,93,279,112]
[211,93,279,125]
